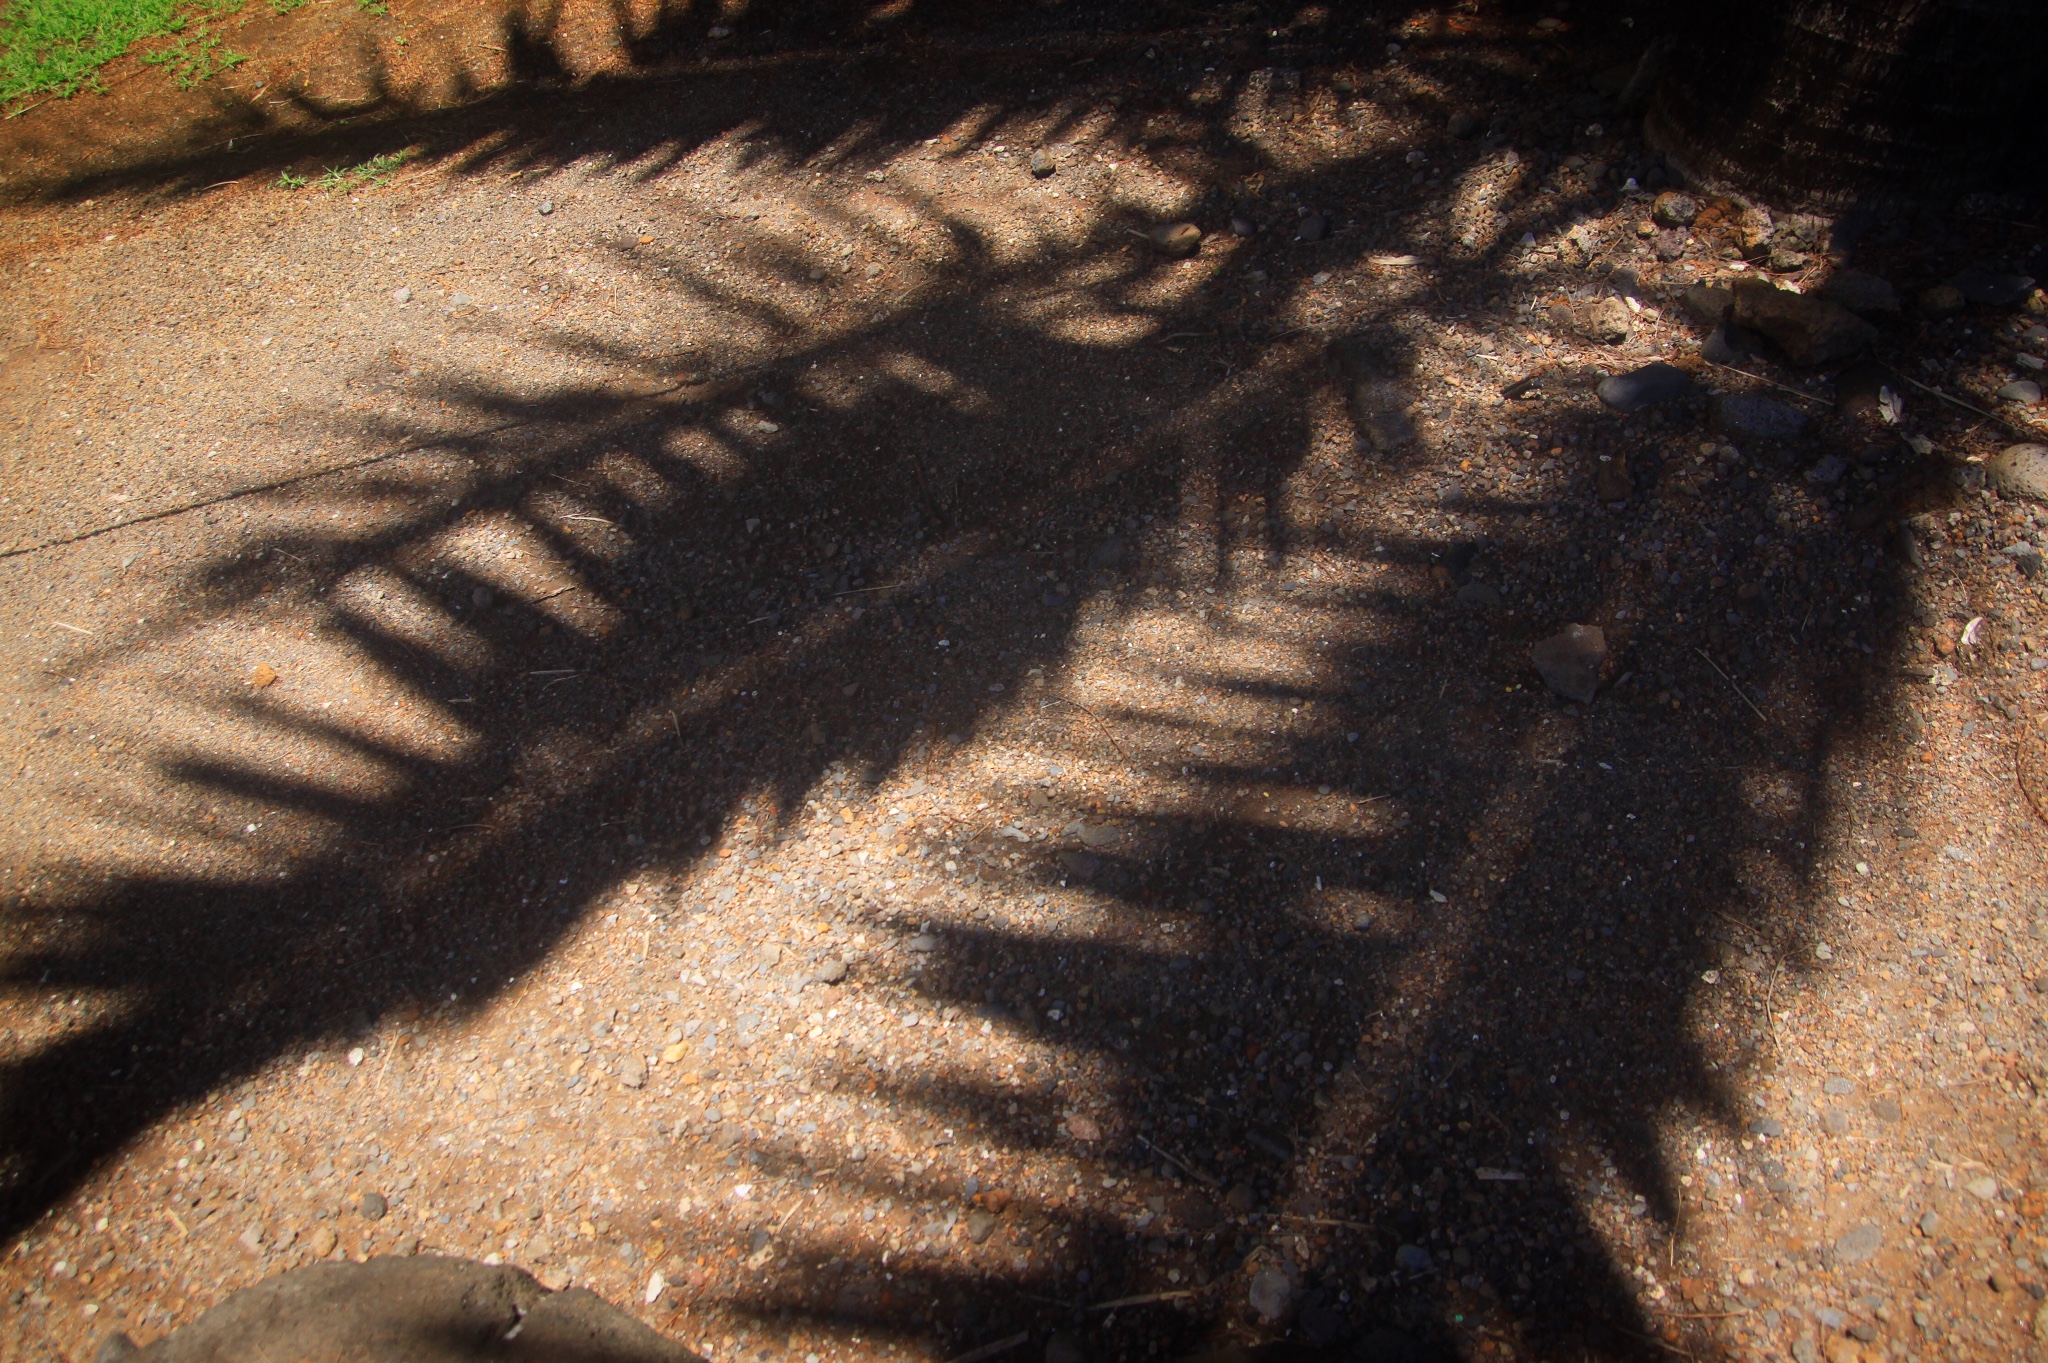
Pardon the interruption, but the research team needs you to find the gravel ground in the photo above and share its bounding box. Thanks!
[3,4,2047,1362]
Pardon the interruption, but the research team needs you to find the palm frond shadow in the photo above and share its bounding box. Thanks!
[3,8,1919,1359]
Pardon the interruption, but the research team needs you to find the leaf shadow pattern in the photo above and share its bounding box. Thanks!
[0,5,1928,1361]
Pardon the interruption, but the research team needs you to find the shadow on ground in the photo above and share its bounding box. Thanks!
[3,2,1951,1359]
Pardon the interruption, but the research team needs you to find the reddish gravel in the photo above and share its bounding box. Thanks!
[2,4,2046,1363]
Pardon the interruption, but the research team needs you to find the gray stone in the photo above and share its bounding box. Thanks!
[537,201,555,215]
[906,934,939,953]
[2007,542,2045,579]
[1731,278,1878,365]
[1805,455,1847,484]
[1822,1077,1854,1095]
[1833,1223,1882,1264]
[1652,191,1699,228]
[1029,149,1055,179]
[1820,269,1900,315]
[1455,582,1501,608]
[1229,215,1258,237]
[1393,1244,1434,1273]
[1986,444,2048,502]
[619,1056,647,1089]
[1530,625,1606,704]
[1248,1267,1294,1320]
[1870,1096,1903,1123]
[1747,1116,1784,1137]
[1821,1108,1851,1135]
[1947,268,2036,306]
[1146,223,1202,257]
[391,286,412,305]
[1716,393,1810,440]
[359,1192,388,1221]
[1683,284,1734,324]
[1056,850,1102,879]
[1652,228,1688,262]
[1997,380,2042,405]
[1597,361,1693,413]
[813,958,848,985]
[1918,1210,1941,1237]
[123,1257,700,1362]
[1297,213,1331,243]
[965,1210,999,1244]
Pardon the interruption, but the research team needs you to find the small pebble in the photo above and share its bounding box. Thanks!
[391,286,411,305]
[537,201,554,216]
[1146,223,1202,257]
[1248,1267,1293,1319]
[359,1192,387,1221]
[1394,1244,1433,1273]
[1997,380,2042,405]
[1029,149,1055,179]
[1833,1222,1882,1264]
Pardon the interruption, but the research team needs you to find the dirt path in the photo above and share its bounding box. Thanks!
[3,4,2046,1362]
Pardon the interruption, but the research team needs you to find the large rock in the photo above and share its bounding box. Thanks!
[1531,625,1608,704]
[1986,444,2048,503]
[99,1257,701,1363]
[1597,361,1693,413]
[1818,269,1900,316]
[1576,296,1633,344]
[1730,278,1878,366]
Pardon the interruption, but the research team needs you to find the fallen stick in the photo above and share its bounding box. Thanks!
[1136,1133,1220,1189]
[1085,1288,1200,1313]
[1695,648,1769,725]
[945,1334,1031,1363]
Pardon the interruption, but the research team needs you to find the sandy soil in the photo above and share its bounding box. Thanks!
[2,3,2047,1362]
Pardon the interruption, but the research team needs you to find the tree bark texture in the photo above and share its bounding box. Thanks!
[1645,0,2046,208]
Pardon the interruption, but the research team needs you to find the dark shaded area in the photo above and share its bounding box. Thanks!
[1648,0,2048,208]
[6,2,2025,1361]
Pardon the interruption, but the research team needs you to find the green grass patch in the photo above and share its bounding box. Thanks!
[1,0,242,101]
[136,19,243,88]
[277,146,410,191]
[1,0,386,103]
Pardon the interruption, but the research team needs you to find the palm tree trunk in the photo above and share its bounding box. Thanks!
[1644,0,2045,208]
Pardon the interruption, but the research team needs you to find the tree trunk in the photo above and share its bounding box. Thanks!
[1644,0,2046,208]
